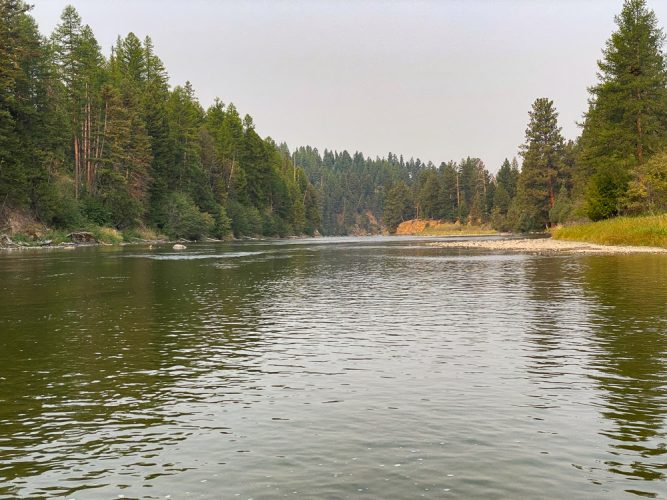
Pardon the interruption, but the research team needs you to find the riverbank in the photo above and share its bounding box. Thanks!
[0,227,316,251]
[428,237,667,254]
[396,219,496,236]
[0,225,169,250]
[551,214,667,248]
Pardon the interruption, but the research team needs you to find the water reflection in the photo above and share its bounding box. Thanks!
[581,256,667,493]
[520,254,667,496]
[1,239,667,498]
[521,257,591,382]
[0,246,285,497]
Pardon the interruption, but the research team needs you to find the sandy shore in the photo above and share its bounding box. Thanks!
[428,237,667,254]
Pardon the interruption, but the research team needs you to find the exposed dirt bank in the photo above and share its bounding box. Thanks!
[428,237,667,254]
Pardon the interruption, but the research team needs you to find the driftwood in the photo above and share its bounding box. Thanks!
[67,231,97,244]
[0,234,14,247]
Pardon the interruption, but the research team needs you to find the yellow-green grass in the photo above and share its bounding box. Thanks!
[395,218,496,236]
[551,214,667,248]
[5,226,123,246]
[418,224,496,237]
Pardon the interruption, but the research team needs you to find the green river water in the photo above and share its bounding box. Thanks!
[1,236,666,498]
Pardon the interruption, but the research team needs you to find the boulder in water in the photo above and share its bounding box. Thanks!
[173,243,187,250]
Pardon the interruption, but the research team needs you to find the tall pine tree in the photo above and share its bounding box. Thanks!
[580,0,667,220]
[515,98,565,230]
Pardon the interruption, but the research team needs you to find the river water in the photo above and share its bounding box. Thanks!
[1,236,666,499]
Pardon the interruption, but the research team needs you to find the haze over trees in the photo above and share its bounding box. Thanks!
[487,0,667,232]
[579,0,667,222]
[2,0,667,239]
[0,1,320,239]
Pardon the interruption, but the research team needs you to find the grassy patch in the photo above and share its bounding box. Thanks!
[551,214,667,247]
[3,226,124,246]
[419,224,496,236]
[123,226,164,242]
[88,226,124,245]
[396,219,496,236]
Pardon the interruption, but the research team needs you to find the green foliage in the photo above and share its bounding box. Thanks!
[34,176,82,228]
[211,205,232,238]
[492,184,511,216]
[383,181,413,233]
[549,185,573,225]
[515,98,566,230]
[505,196,537,233]
[227,200,262,237]
[0,3,325,240]
[626,151,667,213]
[552,214,667,247]
[81,195,111,225]
[587,166,629,221]
[579,0,667,217]
[86,226,124,245]
[0,0,60,207]
[295,146,495,234]
[160,192,213,240]
[96,170,143,229]
[8,0,667,243]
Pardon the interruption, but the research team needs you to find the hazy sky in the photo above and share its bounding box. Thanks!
[30,0,667,172]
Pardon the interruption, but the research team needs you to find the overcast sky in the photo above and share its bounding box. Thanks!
[30,0,667,172]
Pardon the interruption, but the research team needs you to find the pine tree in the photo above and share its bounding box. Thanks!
[580,0,667,219]
[383,181,413,232]
[496,158,519,200]
[0,0,61,209]
[516,98,565,229]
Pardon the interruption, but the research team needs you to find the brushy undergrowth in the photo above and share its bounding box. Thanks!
[5,226,124,246]
[123,226,164,242]
[551,214,667,247]
[88,226,124,245]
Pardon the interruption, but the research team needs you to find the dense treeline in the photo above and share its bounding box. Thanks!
[2,0,666,240]
[0,2,319,239]
[498,0,667,232]
[300,0,667,236]
[294,147,421,234]
[293,146,507,235]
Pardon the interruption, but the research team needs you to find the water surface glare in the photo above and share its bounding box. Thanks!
[1,236,666,498]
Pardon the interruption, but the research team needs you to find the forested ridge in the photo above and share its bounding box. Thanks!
[0,2,320,240]
[297,0,667,235]
[2,0,667,242]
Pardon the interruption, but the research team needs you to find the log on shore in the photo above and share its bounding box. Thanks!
[67,232,97,244]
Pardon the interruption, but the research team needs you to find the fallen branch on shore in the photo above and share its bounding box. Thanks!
[67,232,97,244]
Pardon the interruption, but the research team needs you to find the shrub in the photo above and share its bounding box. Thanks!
[626,152,667,214]
[81,195,112,226]
[33,175,83,228]
[161,192,214,240]
[227,201,262,237]
[587,167,628,221]
[549,186,573,225]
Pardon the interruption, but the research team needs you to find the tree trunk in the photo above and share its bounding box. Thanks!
[636,113,644,165]
[455,172,461,222]
[74,135,79,199]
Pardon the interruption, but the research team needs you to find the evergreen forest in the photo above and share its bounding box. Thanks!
[2,0,667,239]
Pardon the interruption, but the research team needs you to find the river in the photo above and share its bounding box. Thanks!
[1,236,666,498]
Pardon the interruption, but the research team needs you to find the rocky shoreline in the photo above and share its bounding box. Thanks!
[428,237,667,254]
